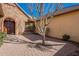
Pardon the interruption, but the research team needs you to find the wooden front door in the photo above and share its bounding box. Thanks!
[4,20,15,34]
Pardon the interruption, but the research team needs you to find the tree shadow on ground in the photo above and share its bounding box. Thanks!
[26,42,64,52]
[4,38,33,44]
[21,32,67,52]
[4,37,64,52]
[4,33,66,52]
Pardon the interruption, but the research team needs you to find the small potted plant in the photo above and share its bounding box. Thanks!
[62,34,70,41]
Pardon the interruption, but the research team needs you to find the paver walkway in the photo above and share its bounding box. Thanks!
[0,32,79,56]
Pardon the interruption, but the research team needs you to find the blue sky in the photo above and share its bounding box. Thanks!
[17,3,79,18]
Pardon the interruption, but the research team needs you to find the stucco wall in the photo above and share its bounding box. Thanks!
[48,10,79,42]
[0,3,28,34]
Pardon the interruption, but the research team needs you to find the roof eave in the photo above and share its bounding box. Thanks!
[54,5,79,16]
[15,3,33,19]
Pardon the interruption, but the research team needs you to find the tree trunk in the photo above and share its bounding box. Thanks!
[42,26,46,45]
[42,34,45,45]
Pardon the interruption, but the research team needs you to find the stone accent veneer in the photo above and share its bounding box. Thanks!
[0,3,28,34]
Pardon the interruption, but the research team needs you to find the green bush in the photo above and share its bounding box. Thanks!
[62,34,70,41]
[0,32,6,47]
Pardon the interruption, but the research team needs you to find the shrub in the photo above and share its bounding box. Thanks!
[0,32,6,47]
[62,34,70,41]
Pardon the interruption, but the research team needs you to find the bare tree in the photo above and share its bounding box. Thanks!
[26,3,63,45]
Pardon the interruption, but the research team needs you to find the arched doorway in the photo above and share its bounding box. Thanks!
[4,19,15,34]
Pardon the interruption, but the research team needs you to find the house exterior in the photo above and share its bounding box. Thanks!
[36,5,79,43]
[0,3,79,43]
[0,3,30,35]
[47,5,79,42]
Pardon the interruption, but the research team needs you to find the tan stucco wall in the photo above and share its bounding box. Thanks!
[48,10,79,42]
[0,3,28,34]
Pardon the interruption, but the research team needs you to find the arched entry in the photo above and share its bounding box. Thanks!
[4,19,15,34]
